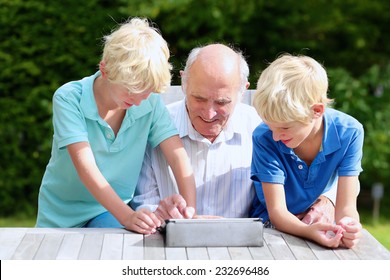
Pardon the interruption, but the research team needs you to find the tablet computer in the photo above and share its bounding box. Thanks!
[160,218,263,247]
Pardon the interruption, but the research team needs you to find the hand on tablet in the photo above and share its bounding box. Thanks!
[154,194,195,221]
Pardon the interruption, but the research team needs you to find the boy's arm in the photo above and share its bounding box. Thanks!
[263,182,343,247]
[67,142,160,233]
[263,182,308,233]
[159,135,196,210]
[334,176,360,222]
[334,176,362,248]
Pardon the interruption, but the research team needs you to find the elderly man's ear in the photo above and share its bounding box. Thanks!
[239,82,250,101]
[180,70,186,93]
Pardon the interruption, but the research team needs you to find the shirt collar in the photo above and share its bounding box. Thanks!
[79,71,153,128]
[80,71,101,121]
[279,108,341,155]
[322,108,341,155]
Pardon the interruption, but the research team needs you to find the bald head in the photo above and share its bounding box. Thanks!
[181,43,249,94]
[196,44,240,82]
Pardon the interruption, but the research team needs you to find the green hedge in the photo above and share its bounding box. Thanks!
[1,0,389,216]
[0,0,122,215]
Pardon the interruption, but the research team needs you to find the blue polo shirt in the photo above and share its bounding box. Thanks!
[36,71,178,227]
[250,108,364,222]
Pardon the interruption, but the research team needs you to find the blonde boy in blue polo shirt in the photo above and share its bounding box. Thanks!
[36,18,196,234]
[250,54,363,248]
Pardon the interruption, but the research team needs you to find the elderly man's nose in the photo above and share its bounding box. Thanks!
[203,106,217,119]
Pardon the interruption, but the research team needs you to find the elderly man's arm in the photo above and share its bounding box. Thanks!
[130,144,161,213]
[297,195,335,224]
[154,194,195,221]
[296,179,337,224]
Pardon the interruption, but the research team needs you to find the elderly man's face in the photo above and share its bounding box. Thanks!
[184,62,241,142]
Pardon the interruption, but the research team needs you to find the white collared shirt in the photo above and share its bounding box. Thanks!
[132,99,262,217]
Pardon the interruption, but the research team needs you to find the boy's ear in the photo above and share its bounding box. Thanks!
[312,103,325,117]
[99,61,107,78]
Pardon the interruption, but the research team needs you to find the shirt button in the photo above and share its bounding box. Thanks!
[298,164,303,170]
[106,131,113,139]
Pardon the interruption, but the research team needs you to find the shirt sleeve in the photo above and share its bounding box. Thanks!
[147,94,178,148]
[52,88,89,149]
[338,123,364,176]
[251,125,286,185]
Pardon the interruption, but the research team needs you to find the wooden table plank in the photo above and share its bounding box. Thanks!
[186,247,209,260]
[207,247,231,260]
[165,247,188,260]
[122,233,144,260]
[281,233,318,260]
[333,247,360,260]
[263,230,295,260]
[352,229,390,260]
[228,247,253,260]
[11,233,44,260]
[100,233,123,260]
[144,232,165,260]
[78,233,104,260]
[306,241,339,260]
[56,233,84,260]
[248,242,275,260]
[34,233,64,260]
[0,228,27,259]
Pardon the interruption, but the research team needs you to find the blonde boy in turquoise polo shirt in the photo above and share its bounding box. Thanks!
[36,18,196,234]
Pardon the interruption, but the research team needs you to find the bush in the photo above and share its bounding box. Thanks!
[0,0,122,215]
[328,64,390,187]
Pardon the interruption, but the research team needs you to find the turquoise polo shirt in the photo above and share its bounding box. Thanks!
[250,108,364,222]
[36,71,178,227]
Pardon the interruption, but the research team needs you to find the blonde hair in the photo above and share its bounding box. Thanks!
[102,17,172,94]
[253,54,333,124]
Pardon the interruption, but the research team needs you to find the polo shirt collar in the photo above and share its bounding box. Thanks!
[279,108,341,156]
[80,71,101,121]
[79,71,154,129]
[322,108,341,155]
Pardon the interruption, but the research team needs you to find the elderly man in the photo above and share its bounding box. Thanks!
[132,43,335,223]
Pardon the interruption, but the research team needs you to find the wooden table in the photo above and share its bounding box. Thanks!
[1,227,389,260]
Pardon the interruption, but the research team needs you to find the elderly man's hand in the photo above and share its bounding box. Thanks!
[154,194,195,222]
[297,195,335,225]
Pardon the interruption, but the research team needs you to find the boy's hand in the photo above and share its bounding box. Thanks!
[124,208,161,235]
[308,222,345,248]
[337,217,362,248]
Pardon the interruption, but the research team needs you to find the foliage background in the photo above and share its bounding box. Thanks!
[1,0,389,228]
